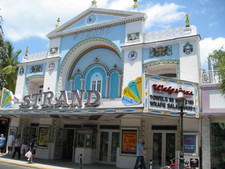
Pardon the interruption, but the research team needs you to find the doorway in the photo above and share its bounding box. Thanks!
[62,129,75,160]
[99,131,119,164]
[152,131,176,168]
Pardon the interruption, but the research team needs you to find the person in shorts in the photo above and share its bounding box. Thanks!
[29,136,37,163]
[21,134,30,158]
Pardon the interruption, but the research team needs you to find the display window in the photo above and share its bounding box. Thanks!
[211,123,225,168]
[38,126,50,147]
[121,128,138,155]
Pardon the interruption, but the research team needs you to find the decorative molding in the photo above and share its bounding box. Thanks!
[144,60,179,67]
[48,17,145,39]
[57,37,121,92]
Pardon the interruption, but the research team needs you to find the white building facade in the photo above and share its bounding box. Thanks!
[1,6,201,169]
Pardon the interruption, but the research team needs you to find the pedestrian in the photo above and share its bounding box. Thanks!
[7,134,15,155]
[29,135,38,163]
[133,138,147,169]
[0,134,6,153]
[21,134,30,158]
[12,135,22,160]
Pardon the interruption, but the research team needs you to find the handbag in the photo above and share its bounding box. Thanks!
[25,150,32,158]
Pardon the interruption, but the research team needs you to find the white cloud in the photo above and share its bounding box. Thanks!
[142,3,185,30]
[0,0,91,42]
[0,0,186,42]
[200,37,225,69]
[105,0,133,10]
[199,0,210,5]
[209,21,218,27]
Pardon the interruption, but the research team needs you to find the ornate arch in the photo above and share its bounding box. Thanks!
[26,75,44,95]
[57,37,121,92]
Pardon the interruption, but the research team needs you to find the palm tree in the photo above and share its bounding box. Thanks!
[0,41,21,93]
[208,48,225,94]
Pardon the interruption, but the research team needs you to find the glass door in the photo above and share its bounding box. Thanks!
[99,131,119,163]
[152,131,176,168]
[99,132,109,162]
[62,129,75,161]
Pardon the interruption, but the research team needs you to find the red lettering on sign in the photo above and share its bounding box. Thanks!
[152,84,194,96]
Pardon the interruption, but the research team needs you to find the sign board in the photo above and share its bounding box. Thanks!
[144,75,199,115]
[121,129,137,154]
[184,134,196,154]
[38,126,50,147]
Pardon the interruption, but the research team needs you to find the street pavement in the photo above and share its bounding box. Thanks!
[0,153,126,169]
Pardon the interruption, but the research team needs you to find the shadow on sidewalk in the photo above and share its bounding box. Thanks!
[0,153,124,169]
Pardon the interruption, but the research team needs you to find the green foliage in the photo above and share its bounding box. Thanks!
[208,48,225,94]
[0,41,21,93]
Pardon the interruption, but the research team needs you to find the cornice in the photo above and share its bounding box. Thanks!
[47,16,146,39]
[18,56,61,67]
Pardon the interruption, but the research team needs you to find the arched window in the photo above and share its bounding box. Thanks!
[91,73,102,93]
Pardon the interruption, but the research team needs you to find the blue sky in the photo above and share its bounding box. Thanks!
[1,0,225,69]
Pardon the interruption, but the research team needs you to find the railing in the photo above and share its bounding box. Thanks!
[23,51,49,62]
[201,70,221,84]
[144,25,197,43]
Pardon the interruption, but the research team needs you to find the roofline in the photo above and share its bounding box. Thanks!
[46,7,147,39]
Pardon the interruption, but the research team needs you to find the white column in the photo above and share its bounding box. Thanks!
[202,116,211,169]
[80,78,85,90]
[70,80,74,90]
[118,75,122,98]
[105,76,110,98]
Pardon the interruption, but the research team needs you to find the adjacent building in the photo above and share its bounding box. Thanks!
[201,64,225,169]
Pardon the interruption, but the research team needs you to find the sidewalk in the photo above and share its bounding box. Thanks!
[0,153,125,169]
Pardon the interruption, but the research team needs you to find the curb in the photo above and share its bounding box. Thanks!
[0,159,53,169]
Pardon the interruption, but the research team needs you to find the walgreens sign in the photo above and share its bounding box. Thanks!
[146,76,199,114]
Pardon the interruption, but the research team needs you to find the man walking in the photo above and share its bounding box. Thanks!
[134,138,147,169]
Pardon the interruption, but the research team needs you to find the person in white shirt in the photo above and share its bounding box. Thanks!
[7,134,15,154]
[12,135,22,160]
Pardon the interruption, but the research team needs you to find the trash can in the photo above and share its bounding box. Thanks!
[190,158,199,168]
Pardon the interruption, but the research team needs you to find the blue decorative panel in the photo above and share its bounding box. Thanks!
[143,44,179,64]
[110,72,119,98]
[74,75,81,90]
[149,45,172,57]
[60,24,125,62]
[31,65,43,73]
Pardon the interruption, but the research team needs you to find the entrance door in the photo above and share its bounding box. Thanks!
[152,131,176,168]
[62,129,75,160]
[99,131,119,163]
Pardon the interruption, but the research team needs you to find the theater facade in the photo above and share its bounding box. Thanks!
[0,5,201,169]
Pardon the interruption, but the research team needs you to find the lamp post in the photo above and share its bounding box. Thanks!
[176,87,185,169]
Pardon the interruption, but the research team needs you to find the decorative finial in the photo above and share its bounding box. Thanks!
[91,0,97,7]
[94,57,99,62]
[56,17,61,28]
[24,46,29,60]
[25,46,29,55]
[185,14,190,27]
[132,0,139,9]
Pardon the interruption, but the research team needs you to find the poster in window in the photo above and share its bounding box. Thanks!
[38,127,49,147]
[184,134,196,153]
[121,129,137,154]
